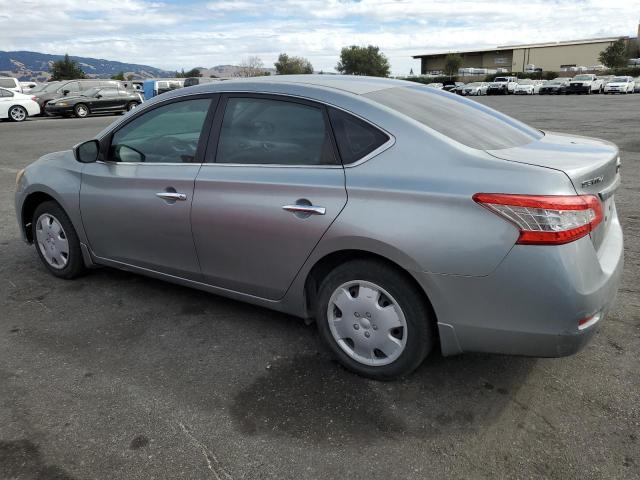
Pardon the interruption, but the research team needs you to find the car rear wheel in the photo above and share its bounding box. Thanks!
[32,201,86,279]
[126,101,139,111]
[74,103,89,118]
[8,105,28,122]
[315,259,434,380]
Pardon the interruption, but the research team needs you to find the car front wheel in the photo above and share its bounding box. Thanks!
[126,101,139,111]
[315,259,434,380]
[32,201,86,279]
[8,105,28,122]
[74,104,89,118]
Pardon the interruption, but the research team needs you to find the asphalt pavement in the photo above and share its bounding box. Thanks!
[0,96,638,479]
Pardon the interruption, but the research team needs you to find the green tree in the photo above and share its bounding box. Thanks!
[274,53,314,74]
[599,39,629,69]
[49,54,86,81]
[175,68,202,78]
[443,54,463,78]
[336,45,390,77]
[111,71,125,80]
[126,74,134,81]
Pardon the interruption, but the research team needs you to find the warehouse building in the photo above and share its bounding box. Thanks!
[413,26,640,74]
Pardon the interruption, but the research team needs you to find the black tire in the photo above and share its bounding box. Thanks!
[74,103,89,118]
[315,259,434,380]
[126,101,139,111]
[32,201,86,279]
[8,105,28,122]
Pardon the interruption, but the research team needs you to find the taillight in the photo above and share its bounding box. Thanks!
[31,96,37,101]
[473,193,603,245]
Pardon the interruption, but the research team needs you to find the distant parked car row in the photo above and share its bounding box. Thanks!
[423,75,640,96]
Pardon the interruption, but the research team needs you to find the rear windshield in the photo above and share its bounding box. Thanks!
[364,86,542,150]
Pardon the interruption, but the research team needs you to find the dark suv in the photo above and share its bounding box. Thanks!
[33,80,125,112]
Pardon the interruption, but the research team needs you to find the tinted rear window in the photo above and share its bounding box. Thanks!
[364,86,542,150]
[328,108,389,164]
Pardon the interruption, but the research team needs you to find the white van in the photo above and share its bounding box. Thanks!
[0,77,23,93]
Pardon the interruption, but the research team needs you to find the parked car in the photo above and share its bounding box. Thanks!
[603,76,635,94]
[14,75,623,380]
[634,77,640,93]
[538,78,570,94]
[0,76,23,93]
[442,81,464,93]
[32,79,125,112]
[566,74,604,94]
[0,87,40,121]
[514,79,544,95]
[461,82,489,96]
[142,78,185,100]
[183,77,224,87]
[19,81,39,93]
[44,86,141,118]
[486,76,518,95]
[425,82,443,89]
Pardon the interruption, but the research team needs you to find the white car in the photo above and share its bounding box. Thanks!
[0,76,23,93]
[0,87,41,122]
[461,82,489,96]
[566,74,604,94]
[514,79,545,95]
[487,76,518,95]
[19,81,39,93]
[604,76,635,94]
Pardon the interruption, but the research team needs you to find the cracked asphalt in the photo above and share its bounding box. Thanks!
[1,95,639,479]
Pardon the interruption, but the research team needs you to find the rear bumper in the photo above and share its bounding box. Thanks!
[421,214,623,357]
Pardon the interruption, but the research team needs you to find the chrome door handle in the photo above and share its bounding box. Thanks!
[156,192,187,201]
[282,204,326,215]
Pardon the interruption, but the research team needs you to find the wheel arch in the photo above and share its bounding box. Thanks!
[303,248,438,330]
[21,191,60,242]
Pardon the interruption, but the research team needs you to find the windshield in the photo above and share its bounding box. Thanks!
[611,77,628,82]
[494,77,508,82]
[573,75,593,81]
[518,80,533,85]
[548,80,565,85]
[467,82,482,87]
[41,82,62,92]
[29,84,48,93]
[364,86,542,150]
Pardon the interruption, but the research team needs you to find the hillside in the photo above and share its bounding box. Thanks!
[0,51,174,81]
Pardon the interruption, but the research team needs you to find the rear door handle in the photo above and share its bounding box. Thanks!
[282,204,326,215]
[156,192,187,201]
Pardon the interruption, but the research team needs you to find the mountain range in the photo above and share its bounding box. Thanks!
[0,51,175,81]
[0,51,276,81]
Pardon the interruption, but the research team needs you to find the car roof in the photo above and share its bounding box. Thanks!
[185,74,415,96]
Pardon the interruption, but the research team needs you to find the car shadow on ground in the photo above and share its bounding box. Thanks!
[7,259,537,447]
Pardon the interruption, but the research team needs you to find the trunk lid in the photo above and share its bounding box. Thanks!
[487,131,621,250]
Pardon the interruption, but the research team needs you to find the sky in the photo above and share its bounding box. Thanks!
[0,1,638,75]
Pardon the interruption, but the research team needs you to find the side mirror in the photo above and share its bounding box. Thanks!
[73,140,100,163]
[63,89,70,95]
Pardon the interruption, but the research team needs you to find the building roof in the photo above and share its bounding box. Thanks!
[412,36,631,59]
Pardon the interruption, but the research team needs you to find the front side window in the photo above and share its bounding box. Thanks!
[216,97,337,166]
[110,98,212,163]
[99,89,119,98]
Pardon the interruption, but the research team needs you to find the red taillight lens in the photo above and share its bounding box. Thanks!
[31,96,37,101]
[473,193,603,245]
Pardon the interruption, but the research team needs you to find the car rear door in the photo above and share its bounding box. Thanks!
[191,93,347,300]
[80,94,218,279]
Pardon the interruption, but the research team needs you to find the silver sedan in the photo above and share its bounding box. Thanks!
[15,75,623,379]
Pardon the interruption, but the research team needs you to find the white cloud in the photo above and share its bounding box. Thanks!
[0,0,638,75]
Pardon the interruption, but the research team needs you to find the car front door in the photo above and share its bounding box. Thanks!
[80,95,217,279]
[191,94,348,300]
[94,88,121,112]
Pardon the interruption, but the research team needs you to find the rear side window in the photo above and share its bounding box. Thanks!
[215,97,337,166]
[0,88,13,97]
[328,108,389,164]
[364,86,542,150]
